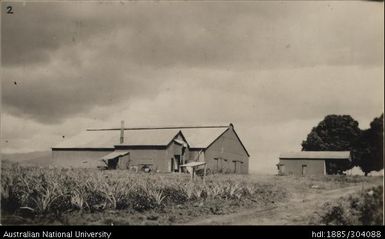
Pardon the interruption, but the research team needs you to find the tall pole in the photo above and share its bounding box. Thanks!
[120,120,124,144]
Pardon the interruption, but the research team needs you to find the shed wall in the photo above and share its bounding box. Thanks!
[52,150,113,168]
[188,149,205,162]
[278,159,325,176]
[204,128,249,174]
[118,148,168,172]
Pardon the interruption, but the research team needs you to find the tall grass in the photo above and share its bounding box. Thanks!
[1,161,287,216]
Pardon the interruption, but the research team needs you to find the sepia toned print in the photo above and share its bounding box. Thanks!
[1,1,383,225]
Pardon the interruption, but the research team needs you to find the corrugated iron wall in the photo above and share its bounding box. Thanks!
[204,128,249,174]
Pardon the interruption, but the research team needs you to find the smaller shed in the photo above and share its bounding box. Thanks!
[101,150,130,170]
[277,151,351,176]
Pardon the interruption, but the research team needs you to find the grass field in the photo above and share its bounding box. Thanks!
[1,161,383,225]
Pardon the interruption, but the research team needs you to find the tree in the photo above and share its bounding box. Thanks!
[352,114,383,176]
[301,115,361,174]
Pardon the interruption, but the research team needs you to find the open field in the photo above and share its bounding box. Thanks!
[1,161,383,225]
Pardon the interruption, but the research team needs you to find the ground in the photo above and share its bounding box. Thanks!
[185,185,369,225]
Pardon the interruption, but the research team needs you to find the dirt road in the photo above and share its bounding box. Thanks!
[184,185,367,225]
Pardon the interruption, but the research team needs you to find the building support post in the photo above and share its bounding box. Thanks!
[190,167,194,181]
[203,164,207,184]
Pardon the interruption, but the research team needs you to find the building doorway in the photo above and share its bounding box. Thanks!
[301,164,307,176]
[107,157,119,169]
[277,164,285,175]
[171,155,181,172]
[107,155,130,170]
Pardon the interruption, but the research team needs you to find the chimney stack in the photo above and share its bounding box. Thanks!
[120,120,125,144]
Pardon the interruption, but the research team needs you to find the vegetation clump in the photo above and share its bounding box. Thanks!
[311,185,383,225]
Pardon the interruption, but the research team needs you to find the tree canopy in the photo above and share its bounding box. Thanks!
[301,114,383,175]
[302,115,361,151]
[352,114,384,176]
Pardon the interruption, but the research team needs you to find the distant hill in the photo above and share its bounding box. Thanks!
[1,151,52,166]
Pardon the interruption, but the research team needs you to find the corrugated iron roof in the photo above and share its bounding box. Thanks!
[279,151,351,160]
[181,127,228,148]
[53,127,229,149]
[120,129,180,146]
[54,129,180,148]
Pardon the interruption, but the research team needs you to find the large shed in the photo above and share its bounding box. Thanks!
[52,123,250,174]
[277,151,351,176]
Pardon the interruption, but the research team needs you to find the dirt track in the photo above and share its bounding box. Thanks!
[184,185,367,225]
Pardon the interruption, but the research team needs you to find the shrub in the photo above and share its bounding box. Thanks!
[129,189,157,212]
[313,186,383,225]
[163,186,188,204]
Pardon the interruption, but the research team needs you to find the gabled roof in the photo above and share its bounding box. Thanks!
[118,129,181,146]
[279,151,351,160]
[52,125,247,155]
[179,127,228,149]
[53,129,180,149]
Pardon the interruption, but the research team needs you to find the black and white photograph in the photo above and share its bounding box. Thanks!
[0,0,383,227]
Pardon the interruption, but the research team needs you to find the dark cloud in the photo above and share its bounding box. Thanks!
[2,2,121,66]
[2,2,383,67]
[1,1,383,125]
[2,58,165,123]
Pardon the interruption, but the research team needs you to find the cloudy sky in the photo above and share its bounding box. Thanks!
[1,1,383,173]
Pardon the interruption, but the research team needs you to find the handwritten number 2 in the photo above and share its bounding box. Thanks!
[6,6,13,14]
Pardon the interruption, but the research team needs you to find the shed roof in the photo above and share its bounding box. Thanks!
[101,150,130,161]
[279,151,351,160]
[53,126,229,149]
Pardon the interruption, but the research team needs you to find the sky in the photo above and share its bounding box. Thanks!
[1,1,384,174]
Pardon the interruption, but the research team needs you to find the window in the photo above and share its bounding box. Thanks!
[224,159,228,172]
[214,158,219,172]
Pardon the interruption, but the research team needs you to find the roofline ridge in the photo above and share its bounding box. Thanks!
[86,125,230,131]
